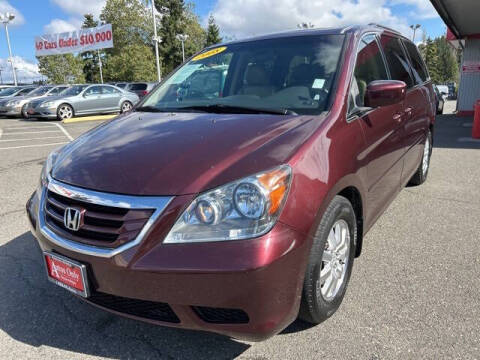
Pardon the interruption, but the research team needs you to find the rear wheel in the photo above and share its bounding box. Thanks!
[299,195,356,324]
[120,101,133,113]
[409,130,432,186]
[57,104,73,121]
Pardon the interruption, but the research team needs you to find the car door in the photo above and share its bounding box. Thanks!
[401,39,433,184]
[100,85,121,111]
[76,85,104,114]
[348,34,405,225]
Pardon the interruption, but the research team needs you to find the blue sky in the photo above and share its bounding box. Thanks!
[0,0,447,82]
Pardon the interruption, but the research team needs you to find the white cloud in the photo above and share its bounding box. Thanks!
[51,0,106,17]
[390,0,439,19]
[43,18,83,34]
[212,0,417,40]
[0,0,25,26]
[0,56,42,83]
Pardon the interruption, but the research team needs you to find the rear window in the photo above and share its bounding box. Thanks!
[380,36,414,88]
[403,40,428,83]
[129,83,147,90]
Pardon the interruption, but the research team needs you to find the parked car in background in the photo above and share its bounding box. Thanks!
[433,85,445,114]
[436,85,449,100]
[0,86,37,98]
[126,82,157,97]
[25,84,139,120]
[114,82,128,89]
[0,85,69,118]
[27,25,435,341]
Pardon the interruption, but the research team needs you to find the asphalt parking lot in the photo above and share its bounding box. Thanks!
[0,102,479,359]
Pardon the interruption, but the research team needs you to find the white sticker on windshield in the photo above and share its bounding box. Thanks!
[312,79,326,89]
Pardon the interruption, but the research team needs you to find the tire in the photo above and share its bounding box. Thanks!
[21,104,29,119]
[120,101,133,113]
[57,104,74,121]
[408,130,432,186]
[299,195,356,324]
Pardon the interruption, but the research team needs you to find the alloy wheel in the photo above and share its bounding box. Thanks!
[121,102,132,112]
[320,219,350,301]
[58,105,73,119]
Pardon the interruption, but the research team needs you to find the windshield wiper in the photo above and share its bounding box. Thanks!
[135,105,169,113]
[175,104,297,115]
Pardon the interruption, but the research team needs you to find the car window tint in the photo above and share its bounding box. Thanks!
[380,36,414,88]
[403,40,428,83]
[351,34,388,108]
[85,86,102,95]
[102,86,120,94]
[130,83,147,90]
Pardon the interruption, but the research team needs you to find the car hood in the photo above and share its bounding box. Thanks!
[52,111,322,195]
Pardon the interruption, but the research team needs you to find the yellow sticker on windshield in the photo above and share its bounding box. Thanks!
[192,46,227,61]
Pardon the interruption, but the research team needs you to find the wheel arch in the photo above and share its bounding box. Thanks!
[337,186,364,257]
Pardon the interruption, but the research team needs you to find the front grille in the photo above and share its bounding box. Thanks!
[44,190,153,248]
[87,292,180,323]
[193,306,249,324]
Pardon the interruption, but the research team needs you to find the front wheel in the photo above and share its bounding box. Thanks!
[299,195,356,324]
[21,104,29,118]
[120,101,133,113]
[57,104,73,121]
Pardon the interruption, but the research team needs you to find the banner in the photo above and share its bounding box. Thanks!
[35,24,113,56]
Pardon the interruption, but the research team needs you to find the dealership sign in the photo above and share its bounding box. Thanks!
[35,24,113,56]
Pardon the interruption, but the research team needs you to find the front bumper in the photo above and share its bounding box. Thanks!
[26,184,310,341]
[25,106,57,119]
[0,105,22,116]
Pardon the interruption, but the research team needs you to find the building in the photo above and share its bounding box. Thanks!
[430,0,480,116]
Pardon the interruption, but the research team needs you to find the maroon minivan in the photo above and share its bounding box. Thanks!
[27,24,435,341]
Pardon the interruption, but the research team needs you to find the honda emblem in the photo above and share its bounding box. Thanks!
[64,207,85,231]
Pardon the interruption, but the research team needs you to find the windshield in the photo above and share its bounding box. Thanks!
[0,87,20,96]
[29,86,53,96]
[141,35,344,115]
[60,85,88,96]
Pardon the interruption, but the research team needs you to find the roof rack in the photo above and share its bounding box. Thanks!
[368,23,401,34]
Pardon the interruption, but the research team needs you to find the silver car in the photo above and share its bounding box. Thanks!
[25,84,140,120]
[0,85,69,118]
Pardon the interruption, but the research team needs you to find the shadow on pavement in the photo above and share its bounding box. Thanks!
[0,232,251,359]
[433,114,480,150]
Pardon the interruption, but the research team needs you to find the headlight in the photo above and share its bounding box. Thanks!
[6,100,21,106]
[164,165,292,243]
[41,101,55,107]
[39,149,60,189]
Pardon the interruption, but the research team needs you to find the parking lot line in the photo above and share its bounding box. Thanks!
[1,130,62,135]
[62,114,116,123]
[4,126,58,130]
[54,123,74,141]
[0,141,68,150]
[0,136,66,142]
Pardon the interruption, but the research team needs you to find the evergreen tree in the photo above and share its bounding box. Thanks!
[423,38,441,84]
[435,36,459,83]
[205,14,221,47]
[81,14,100,83]
[156,0,186,75]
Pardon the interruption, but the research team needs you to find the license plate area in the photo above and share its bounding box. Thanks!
[44,252,90,297]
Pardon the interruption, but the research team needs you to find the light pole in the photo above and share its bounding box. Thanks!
[176,34,188,63]
[410,24,421,43]
[150,0,162,82]
[97,50,104,84]
[0,12,17,86]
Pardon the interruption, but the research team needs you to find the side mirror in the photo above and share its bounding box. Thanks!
[365,80,406,108]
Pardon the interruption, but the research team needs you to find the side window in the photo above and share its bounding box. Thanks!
[102,86,120,94]
[380,35,414,88]
[403,40,428,83]
[350,34,388,110]
[84,86,102,96]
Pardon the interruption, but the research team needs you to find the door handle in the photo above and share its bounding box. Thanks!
[405,107,413,116]
[393,113,402,122]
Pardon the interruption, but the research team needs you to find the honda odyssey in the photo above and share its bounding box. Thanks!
[27,24,435,341]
